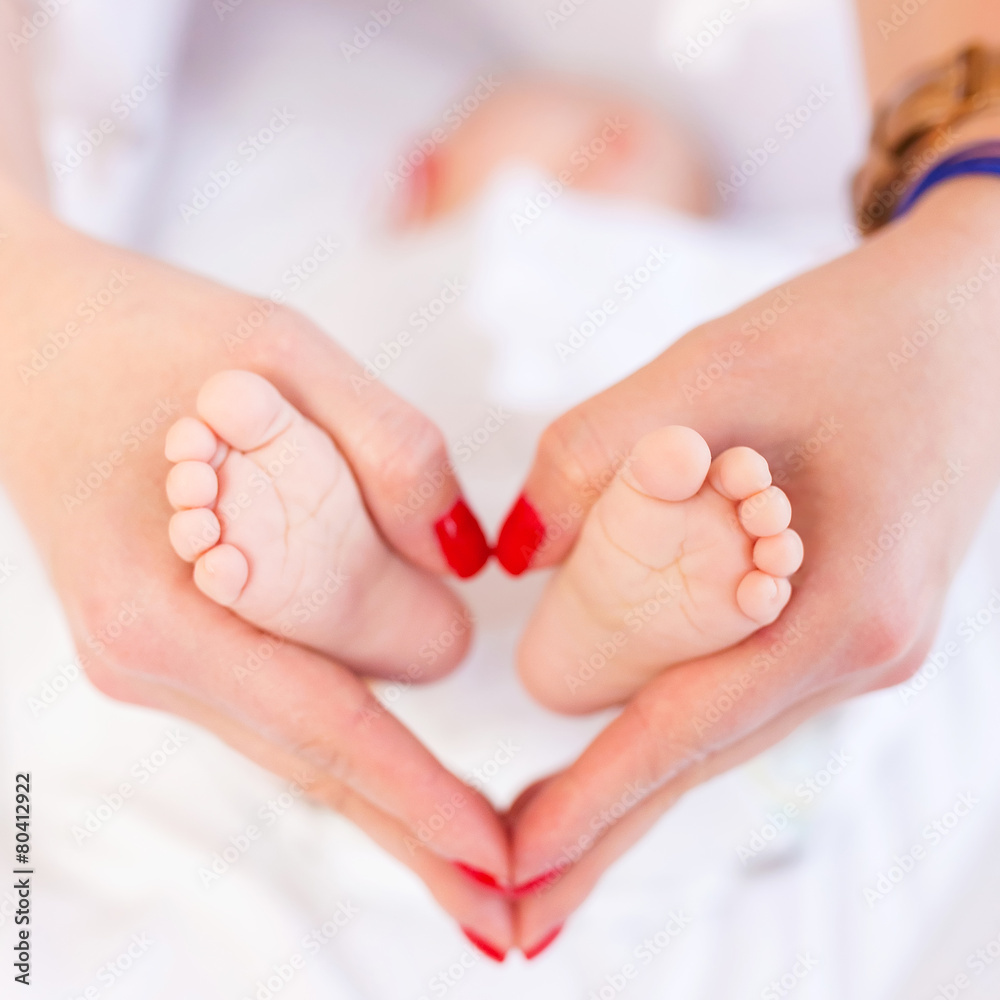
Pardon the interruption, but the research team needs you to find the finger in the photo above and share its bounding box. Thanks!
[92,665,515,954]
[494,294,815,574]
[247,316,490,578]
[81,579,510,884]
[513,665,890,948]
[508,568,933,886]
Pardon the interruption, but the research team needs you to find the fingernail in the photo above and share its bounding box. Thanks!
[523,924,564,960]
[508,867,561,899]
[435,499,490,579]
[453,862,506,893]
[460,927,507,963]
[494,494,546,576]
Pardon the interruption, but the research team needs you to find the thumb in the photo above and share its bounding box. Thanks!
[252,310,491,578]
[494,339,708,574]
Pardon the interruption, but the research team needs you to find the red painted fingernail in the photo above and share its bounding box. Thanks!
[453,862,505,892]
[508,867,561,899]
[523,924,564,960]
[494,494,546,576]
[460,927,507,963]
[435,499,490,578]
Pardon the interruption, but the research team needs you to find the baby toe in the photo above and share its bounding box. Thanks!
[169,509,221,562]
[736,571,791,625]
[197,370,294,452]
[626,425,712,502]
[753,529,804,577]
[738,485,792,538]
[193,544,249,607]
[165,417,219,464]
[708,446,772,500]
[166,461,218,510]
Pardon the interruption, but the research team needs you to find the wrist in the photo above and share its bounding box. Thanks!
[899,160,1000,244]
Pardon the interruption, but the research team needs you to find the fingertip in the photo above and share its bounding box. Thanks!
[495,495,547,575]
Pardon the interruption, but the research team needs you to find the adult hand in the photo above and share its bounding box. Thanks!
[499,177,1000,950]
[0,180,513,950]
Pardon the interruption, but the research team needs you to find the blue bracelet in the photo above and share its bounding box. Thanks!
[893,140,1000,221]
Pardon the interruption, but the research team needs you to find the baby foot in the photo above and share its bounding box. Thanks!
[165,370,468,679]
[395,78,714,226]
[518,426,803,713]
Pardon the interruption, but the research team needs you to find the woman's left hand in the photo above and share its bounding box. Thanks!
[500,176,1000,952]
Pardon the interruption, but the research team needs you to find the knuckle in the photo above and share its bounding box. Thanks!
[537,407,620,502]
[367,406,449,498]
[846,601,928,673]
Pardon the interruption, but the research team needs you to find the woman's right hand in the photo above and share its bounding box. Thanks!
[0,180,514,953]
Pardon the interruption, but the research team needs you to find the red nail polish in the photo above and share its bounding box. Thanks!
[494,495,546,576]
[453,862,505,892]
[508,868,561,899]
[460,927,507,963]
[435,499,490,578]
[523,924,564,960]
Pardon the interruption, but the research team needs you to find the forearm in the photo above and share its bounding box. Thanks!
[855,0,1000,105]
[0,0,46,200]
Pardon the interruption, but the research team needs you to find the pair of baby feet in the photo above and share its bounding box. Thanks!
[165,372,802,713]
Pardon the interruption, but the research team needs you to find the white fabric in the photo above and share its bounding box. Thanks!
[2,1,1000,997]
